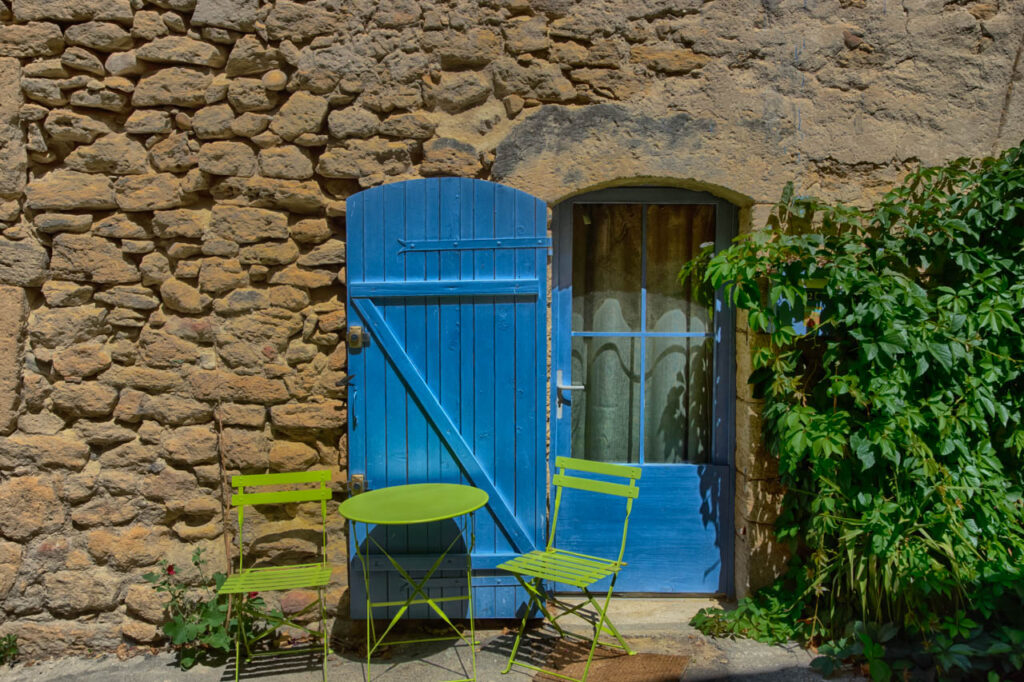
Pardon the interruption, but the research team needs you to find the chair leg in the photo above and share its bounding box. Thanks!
[233,594,243,682]
[319,586,328,682]
[583,587,633,655]
[502,576,546,674]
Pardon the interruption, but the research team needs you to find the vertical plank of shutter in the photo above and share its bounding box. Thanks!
[472,179,496,616]
[493,183,517,617]
[403,179,429,617]
[360,185,389,615]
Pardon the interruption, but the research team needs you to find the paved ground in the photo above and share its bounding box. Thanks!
[4,599,858,681]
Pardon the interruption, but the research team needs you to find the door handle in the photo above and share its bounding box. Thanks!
[555,370,584,418]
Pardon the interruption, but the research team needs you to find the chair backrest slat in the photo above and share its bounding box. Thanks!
[555,456,640,480]
[548,457,641,564]
[232,487,332,507]
[551,473,638,499]
[232,470,332,487]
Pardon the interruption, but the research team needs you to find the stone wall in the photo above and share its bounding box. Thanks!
[0,0,1021,658]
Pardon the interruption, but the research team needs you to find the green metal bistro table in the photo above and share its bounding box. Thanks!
[339,483,489,682]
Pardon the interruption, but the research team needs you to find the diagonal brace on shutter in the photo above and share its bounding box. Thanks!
[351,297,536,555]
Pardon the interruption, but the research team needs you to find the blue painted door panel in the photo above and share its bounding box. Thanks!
[346,178,548,619]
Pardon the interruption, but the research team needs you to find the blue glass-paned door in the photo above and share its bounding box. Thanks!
[552,188,736,594]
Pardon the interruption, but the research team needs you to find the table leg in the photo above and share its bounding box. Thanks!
[355,516,478,682]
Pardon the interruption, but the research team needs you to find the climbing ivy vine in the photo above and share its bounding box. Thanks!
[685,143,1024,680]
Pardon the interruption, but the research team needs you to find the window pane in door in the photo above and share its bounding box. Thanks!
[570,335,640,463]
[644,336,713,463]
[646,204,716,333]
[572,204,642,332]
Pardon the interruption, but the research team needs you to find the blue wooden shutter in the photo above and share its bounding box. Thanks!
[346,178,549,619]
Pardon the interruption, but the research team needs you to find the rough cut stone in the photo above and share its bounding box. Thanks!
[0,432,91,470]
[270,401,345,432]
[133,68,212,108]
[52,342,111,379]
[208,205,288,243]
[28,304,107,349]
[209,176,326,214]
[34,213,93,234]
[61,48,105,76]
[226,35,281,76]
[0,239,49,287]
[51,382,120,419]
[160,425,217,467]
[198,140,256,176]
[50,233,141,284]
[12,0,133,23]
[41,281,92,307]
[265,0,337,43]
[213,287,269,315]
[327,107,378,139]
[192,103,235,139]
[378,113,437,140]
[65,22,133,52]
[258,146,313,179]
[630,44,710,74]
[114,174,184,211]
[44,109,111,142]
[99,366,183,393]
[105,50,143,77]
[239,241,299,266]
[267,265,334,289]
[198,257,247,294]
[192,0,259,32]
[65,133,148,175]
[289,218,330,245]
[0,287,26,436]
[160,278,211,314]
[230,112,270,137]
[137,36,227,68]
[114,389,212,426]
[44,569,122,616]
[0,476,63,540]
[148,133,198,173]
[124,109,172,135]
[26,170,116,210]
[316,139,410,179]
[436,28,503,69]
[427,71,492,114]
[215,402,265,427]
[270,441,317,471]
[269,91,328,141]
[297,239,345,267]
[152,209,209,240]
[94,285,160,310]
[227,77,277,112]
[0,22,64,58]
[221,426,270,470]
[189,369,289,404]
[505,16,550,54]
[421,137,482,177]
[69,89,130,113]
[138,252,171,286]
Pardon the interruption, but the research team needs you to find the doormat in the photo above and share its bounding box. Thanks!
[532,638,689,682]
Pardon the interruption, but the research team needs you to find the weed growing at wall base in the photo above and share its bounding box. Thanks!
[684,142,1024,680]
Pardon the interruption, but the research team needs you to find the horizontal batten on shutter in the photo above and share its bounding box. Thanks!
[349,280,541,298]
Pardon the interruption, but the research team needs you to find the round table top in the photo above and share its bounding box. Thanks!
[338,483,489,525]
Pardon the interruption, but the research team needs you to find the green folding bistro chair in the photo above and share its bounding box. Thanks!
[217,470,334,681]
[498,456,641,682]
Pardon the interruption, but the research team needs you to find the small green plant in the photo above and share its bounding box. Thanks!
[143,547,279,670]
[0,634,18,666]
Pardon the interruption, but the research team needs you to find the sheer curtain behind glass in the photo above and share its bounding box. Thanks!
[570,203,714,464]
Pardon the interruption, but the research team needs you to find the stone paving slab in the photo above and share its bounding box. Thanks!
[2,599,864,681]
